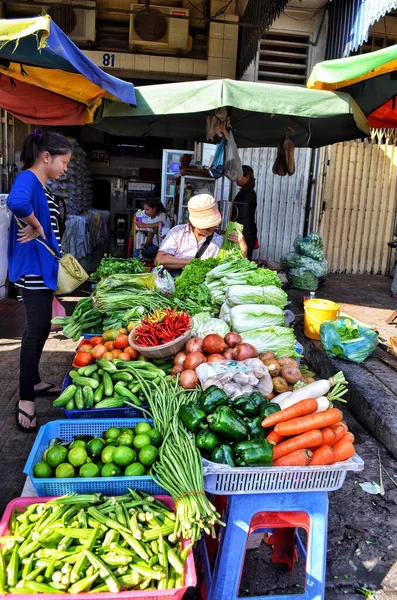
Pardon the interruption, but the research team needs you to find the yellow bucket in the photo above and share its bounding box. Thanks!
[304,298,340,340]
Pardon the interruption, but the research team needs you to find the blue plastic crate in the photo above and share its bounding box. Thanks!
[24,419,167,497]
[60,372,148,419]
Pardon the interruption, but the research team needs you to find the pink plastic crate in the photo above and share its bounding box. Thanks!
[0,496,196,600]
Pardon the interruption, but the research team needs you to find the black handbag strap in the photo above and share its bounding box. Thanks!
[195,233,214,259]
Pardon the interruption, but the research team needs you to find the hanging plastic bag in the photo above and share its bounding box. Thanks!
[224,131,243,181]
[153,265,175,296]
[320,317,378,363]
[51,297,66,331]
[209,137,226,179]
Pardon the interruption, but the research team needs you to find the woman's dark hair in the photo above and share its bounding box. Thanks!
[142,197,166,214]
[21,129,73,170]
[241,165,256,189]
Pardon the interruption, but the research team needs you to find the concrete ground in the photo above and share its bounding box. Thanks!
[0,273,396,599]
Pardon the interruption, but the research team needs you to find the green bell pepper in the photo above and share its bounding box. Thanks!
[229,395,259,418]
[178,403,207,432]
[246,416,266,439]
[199,386,228,414]
[249,391,269,410]
[259,402,281,420]
[207,406,248,442]
[211,445,236,467]
[195,430,219,454]
[234,439,273,466]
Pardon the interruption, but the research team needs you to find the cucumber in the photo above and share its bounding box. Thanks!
[79,365,98,377]
[83,386,94,409]
[91,372,101,383]
[93,383,104,404]
[111,372,134,383]
[53,385,77,408]
[94,397,125,409]
[75,387,84,410]
[103,372,113,397]
[114,383,143,406]
[96,359,117,373]
[72,377,99,389]
[69,371,80,380]
[65,399,75,411]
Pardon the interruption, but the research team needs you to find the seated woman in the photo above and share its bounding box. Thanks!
[133,198,171,260]
[155,194,247,274]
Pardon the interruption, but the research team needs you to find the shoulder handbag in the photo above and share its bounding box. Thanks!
[15,217,88,295]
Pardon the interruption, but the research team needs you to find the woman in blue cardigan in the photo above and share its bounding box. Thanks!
[7,130,72,432]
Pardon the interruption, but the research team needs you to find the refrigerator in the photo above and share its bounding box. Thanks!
[161,149,194,214]
[176,175,217,225]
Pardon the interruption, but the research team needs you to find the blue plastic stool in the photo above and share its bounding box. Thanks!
[205,491,329,600]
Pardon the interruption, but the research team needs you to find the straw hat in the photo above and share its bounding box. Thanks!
[188,194,221,229]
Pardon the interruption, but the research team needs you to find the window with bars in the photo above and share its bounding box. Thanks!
[257,32,310,86]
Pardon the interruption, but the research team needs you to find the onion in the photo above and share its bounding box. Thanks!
[173,351,187,366]
[233,343,258,361]
[184,352,206,370]
[223,348,234,360]
[224,332,242,348]
[185,337,203,354]
[202,334,227,355]
[207,354,225,362]
[171,365,184,378]
[179,369,199,389]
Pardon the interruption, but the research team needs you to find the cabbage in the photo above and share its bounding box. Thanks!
[230,304,285,333]
[196,318,230,338]
[226,285,288,309]
[240,326,297,357]
[219,302,231,325]
[192,311,213,336]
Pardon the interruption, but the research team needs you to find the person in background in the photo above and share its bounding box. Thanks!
[156,194,247,274]
[231,165,257,260]
[7,129,72,432]
[133,198,171,260]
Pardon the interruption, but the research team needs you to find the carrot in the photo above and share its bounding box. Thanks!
[310,445,335,465]
[341,432,355,443]
[273,430,323,460]
[330,422,348,446]
[266,429,285,445]
[274,408,343,437]
[261,398,318,428]
[332,439,355,463]
[273,449,312,466]
[321,427,336,446]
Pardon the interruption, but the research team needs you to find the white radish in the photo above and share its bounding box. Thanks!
[271,391,292,404]
[276,371,347,410]
[314,397,330,413]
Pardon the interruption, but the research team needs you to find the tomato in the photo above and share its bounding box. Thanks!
[119,328,128,335]
[104,341,115,351]
[79,344,93,353]
[91,344,107,359]
[127,323,134,333]
[74,352,93,367]
[124,346,139,360]
[111,349,123,358]
[90,336,103,346]
[114,334,129,350]
[103,352,114,361]
[119,352,131,361]
[102,329,121,342]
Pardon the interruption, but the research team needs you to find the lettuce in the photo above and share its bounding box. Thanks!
[240,326,298,357]
[226,285,288,309]
[230,304,285,333]
[192,311,213,335]
[196,318,230,338]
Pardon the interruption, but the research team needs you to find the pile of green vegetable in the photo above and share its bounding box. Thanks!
[92,274,170,314]
[179,385,276,467]
[281,233,328,291]
[0,491,191,594]
[52,298,102,342]
[173,257,218,314]
[91,255,145,280]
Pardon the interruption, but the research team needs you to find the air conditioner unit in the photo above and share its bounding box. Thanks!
[129,4,189,52]
[9,1,96,43]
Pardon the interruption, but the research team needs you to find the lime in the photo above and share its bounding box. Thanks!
[134,422,152,435]
[117,432,134,448]
[42,448,49,463]
[96,461,104,470]
[85,456,93,463]
[147,429,163,448]
[120,427,134,435]
[101,462,122,477]
[55,463,75,478]
[133,434,151,450]
[86,438,106,459]
[104,427,121,442]
[124,462,145,477]
[112,446,136,467]
[138,445,158,466]
[79,463,100,478]
[68,447,88,468]
[33,462,53,478]
[101,445,116,464]
[70,440,86,449]
[46,446,68,469]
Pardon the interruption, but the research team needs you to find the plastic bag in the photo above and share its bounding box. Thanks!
[320,317,378,363]
[209,137,226,179]
[196,358,273,399]
[294,233,324,261]
[286,267,319,291]
[280,252,328,278]
[153,265,175,296]
[51,297,66,331]
[224,131,243,182]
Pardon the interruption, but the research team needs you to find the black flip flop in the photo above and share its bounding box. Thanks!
[34,383,61,397]
[15,401,37,433]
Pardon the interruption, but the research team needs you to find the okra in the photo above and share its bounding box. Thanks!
[68,572,99,595]
[21,581,63,594]
[24,565,46,581]
[83,549,119,593]
[0,549,6,595]
[70,524,99,583]
[132,564,165,581]
[101,554,132,566]
[6,543,19,587]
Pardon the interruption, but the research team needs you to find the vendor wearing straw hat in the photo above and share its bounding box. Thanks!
[155,194,247,273]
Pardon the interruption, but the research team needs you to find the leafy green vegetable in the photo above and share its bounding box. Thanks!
[294,233,324,260]
[206,258,256,282]
[91,254,145,280]
[218,221,244,262]
[240,326,298,358]
[226,285,288,308]
[230,304,285,333]
[244,268,282,288]
[173,257,218,309]
[286,268,319,291]
[196,318,230,338]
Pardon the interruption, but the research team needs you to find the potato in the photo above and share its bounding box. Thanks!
[265,391,276,400]
[281,366,303,385]
[260,352,276,362]
[272,377,289,394]
[287,384,294,392]
[278,357,299,368]
[303,376,316,384]
[263,358,281,378]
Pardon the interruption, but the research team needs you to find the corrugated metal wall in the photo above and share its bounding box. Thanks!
[313,140,397,275]
[239,147,312,261]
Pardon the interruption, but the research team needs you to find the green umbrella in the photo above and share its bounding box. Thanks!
[93,78,369,148]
